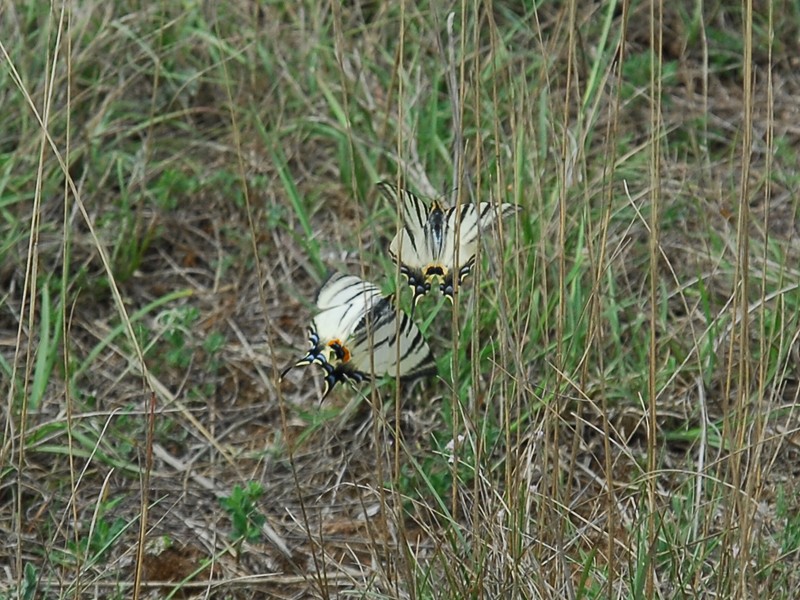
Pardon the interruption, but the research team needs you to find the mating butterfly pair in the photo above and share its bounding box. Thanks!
[281,183,517,400]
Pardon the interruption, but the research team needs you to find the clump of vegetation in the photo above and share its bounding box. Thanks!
[1,1,798,598]
[220,482,267,546]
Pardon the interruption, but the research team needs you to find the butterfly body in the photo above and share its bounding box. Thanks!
[282,273,436,400]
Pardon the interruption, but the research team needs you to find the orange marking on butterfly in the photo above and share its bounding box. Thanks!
[327,339,351,363]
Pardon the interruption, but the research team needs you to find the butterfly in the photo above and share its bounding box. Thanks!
[378,181,519,307]
[281,273,436,400]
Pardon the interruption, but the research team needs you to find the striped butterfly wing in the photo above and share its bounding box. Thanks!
[312,273,383,339]
[346,298,436,381]
[380,182,437,303]
[315,272,383,311]
[439,201,520,297]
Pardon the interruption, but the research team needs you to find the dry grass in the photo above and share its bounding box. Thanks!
[2,1,799,598]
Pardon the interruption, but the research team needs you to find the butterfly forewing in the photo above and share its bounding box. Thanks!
[447,202,519,278]
[315,273,382,311]
[311,275,383,343]
[381,183,431,268]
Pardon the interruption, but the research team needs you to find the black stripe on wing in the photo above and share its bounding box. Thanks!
[394,312,437,377]
[316,272,382,310]
[347,297,436,381]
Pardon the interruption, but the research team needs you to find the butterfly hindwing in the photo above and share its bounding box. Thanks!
[444,201,520,285]
[347,300,436,379]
